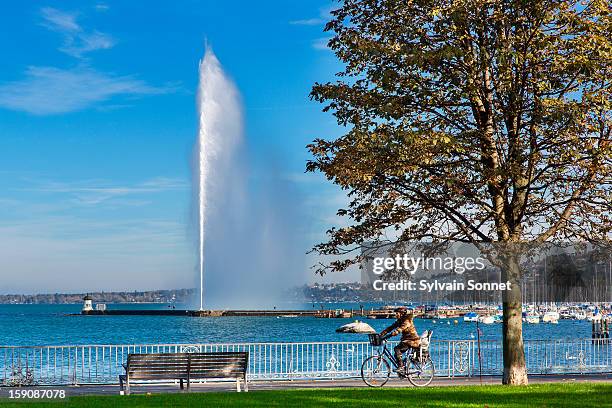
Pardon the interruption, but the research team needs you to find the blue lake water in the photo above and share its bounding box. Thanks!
[0,303,594,346]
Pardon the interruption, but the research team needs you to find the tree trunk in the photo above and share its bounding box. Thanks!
[501,252,528,385]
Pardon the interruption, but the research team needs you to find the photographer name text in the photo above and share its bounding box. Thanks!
[372,279,512,292]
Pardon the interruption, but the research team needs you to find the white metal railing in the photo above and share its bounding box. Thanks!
[1,339,610,385]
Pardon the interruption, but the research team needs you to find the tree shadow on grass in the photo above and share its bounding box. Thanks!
[296,384,612,408]
[210,384,612,408]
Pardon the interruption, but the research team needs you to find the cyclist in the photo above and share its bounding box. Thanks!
[379,306,420,373]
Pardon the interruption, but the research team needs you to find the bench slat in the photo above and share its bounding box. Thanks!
[127,368,245,374]
[129,352,246,357]
[128,361,245,367]
[130,372,244,378]
[128,358,247,364]
[128,367,245,372]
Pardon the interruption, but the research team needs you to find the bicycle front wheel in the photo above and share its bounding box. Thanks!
[361,355,391,387]
[407,356,435,387]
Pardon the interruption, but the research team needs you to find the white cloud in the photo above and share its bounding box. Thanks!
[290,18,325,26]
[40,7,80,32]
[0,7,173,115]
[40,7,114,57]
[94,3,110,12]
[0,178,194,293]
[290,4,333,26]
[62,30,114,57]
[0,66,169,115]
[33,177,189,205]
[0,217,194,293]
[291,5,336,51]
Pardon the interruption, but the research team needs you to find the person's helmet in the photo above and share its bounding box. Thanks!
[394,306,408,315]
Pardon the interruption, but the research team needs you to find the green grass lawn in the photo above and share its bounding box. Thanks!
[2,383,611,407]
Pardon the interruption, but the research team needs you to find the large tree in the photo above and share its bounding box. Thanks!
[308,0,611,385]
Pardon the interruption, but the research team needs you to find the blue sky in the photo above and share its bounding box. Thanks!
[0,1,354,294]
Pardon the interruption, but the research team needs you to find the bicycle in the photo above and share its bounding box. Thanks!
[361,331,435,387]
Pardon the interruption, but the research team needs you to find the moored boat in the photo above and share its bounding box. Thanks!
[526,314,540,324]
[479,315,495,324]
[463,312,478,322]
[542,311,560,324]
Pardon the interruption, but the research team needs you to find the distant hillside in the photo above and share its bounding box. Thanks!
[0,289,196,304]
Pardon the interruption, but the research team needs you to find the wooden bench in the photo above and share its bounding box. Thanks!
[119,352,249,395]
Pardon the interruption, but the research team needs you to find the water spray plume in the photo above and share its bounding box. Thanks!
[196,47,242,310]
[193,47,303,309]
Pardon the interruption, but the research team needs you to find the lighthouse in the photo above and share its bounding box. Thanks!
[82,295,93,313]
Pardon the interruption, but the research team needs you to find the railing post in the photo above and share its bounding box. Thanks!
[450,341,453,378]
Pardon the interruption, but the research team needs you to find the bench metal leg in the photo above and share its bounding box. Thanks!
[180,378,184,390]
[244,377,248,392]
[236,378,241,392]
[126,377,130,396]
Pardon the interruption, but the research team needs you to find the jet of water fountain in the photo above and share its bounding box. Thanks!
[192,46,306,310]
[196,47,243,310]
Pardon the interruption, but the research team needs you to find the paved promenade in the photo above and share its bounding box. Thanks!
[3,374,610,397]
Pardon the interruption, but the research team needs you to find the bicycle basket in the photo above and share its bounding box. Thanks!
[368,333,383,346]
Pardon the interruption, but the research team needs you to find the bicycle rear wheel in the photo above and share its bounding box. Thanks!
[361,356,391,387]
[407,356,435,387]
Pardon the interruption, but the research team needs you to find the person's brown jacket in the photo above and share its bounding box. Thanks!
[380,313,421,348]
